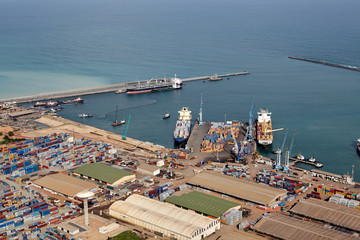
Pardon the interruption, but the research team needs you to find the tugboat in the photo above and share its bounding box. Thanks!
[163,112,170,119]
[112,106,125,126]
[74,97,84,103]
[78,113,93,118]
[34,102,47,107]
[45,101,58,107]
[308,156,316,162]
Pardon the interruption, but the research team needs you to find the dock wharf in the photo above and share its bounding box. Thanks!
[289,56,360,72]
[0,71,250,104]
[289,157,323,168]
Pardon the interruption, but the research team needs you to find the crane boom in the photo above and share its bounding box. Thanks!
[280,129,288,153]
[122,113,131,140]
[288,130,296,157]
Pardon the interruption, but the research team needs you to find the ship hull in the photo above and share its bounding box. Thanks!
[174,137,188,144]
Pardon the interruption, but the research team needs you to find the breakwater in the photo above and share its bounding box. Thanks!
[0,72,249,104]
[289,56,360,72]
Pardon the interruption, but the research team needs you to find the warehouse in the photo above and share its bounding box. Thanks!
[290,198,360,232]
[33,173,98,198]
[253,213,357,240]
[186,173,287,206]
[136,164,160,176]
[165,191,240,218]
[109,194,220,240]
[72,163,135,187]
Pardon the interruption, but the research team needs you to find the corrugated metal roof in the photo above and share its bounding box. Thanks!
[109,194,216,238]
[165,191,240,218]
[186,172,287,206]
[33,173,97,197]
[73,163,134,184]
[253,213,357,240]
[290,198,360,232]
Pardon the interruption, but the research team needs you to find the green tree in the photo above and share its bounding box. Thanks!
[8,131,14,137]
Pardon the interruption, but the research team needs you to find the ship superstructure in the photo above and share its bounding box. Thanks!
[173,107,192,144]
[257,109,273,146]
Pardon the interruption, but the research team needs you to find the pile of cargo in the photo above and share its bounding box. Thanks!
[0,227,41,239]
[256,170,311,193]
[316,185,360,209]
[38,226,71,240]
[144,182,187,201]
[223,166,251,179]
[0,133,112,177]
[200,123,240,153]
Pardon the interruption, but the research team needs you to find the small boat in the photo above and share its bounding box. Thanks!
[115,89,125,94]
[163,112,170,119]
[78,113,93,118]
[63,99,74,104]
[209,74,222,81]
[297,153,305,161]
[112,105,125,126]
[74,97,84,103]
[315,162,323,168]
[112,120,125,126]
[357,138,360,154]
[34,101,46,107]
[308,156,316,162]
[45,101,58,107]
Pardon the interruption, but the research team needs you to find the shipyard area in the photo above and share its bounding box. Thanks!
[0,75,360,240]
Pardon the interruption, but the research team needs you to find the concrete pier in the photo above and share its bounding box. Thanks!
[0,71,249,104]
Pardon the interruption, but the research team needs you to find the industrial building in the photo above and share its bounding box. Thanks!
[72,163,135,187]
[109,194,220,240]
[253,213,357,240]
[186,173,287,206]
[33,173,98,198]
[136,164,161,176]
[290,198,360,232]
[165,191,240,220]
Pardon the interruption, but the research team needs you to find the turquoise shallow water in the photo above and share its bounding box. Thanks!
[2,0,360,180]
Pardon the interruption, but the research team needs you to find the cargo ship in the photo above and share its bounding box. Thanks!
[173,107,192,144]
[126,75,182,94]
[256,108,273,147]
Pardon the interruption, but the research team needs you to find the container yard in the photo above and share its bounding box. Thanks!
[1,102,360,240]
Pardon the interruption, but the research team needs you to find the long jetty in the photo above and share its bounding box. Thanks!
[289,56,360,72]
[0,71,249,104]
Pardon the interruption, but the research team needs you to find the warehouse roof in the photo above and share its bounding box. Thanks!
[33,173,97,197]
[253,213,357,240]
[7,110,36,118]
[290,198,360,232]
[73,163,134,184]
[186,173,287,206]
[165,191,240,218]
[109,194,217,239]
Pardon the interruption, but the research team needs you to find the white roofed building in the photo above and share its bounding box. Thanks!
[109,194,220,240]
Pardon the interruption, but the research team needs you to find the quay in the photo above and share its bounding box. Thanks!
[289,55,360,72]
[0,71,249,104]
[289,157,323,168]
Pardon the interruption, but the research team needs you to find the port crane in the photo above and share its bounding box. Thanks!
[199,93,203,125]
[283,130,296,171]
[234,99,255,162]
[275,129,288,169]
[122,113,131,140]
[247,99,254,140]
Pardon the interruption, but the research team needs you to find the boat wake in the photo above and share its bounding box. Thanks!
[94,98,158,119]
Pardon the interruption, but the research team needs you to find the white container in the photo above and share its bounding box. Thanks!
[339,198,349,206]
